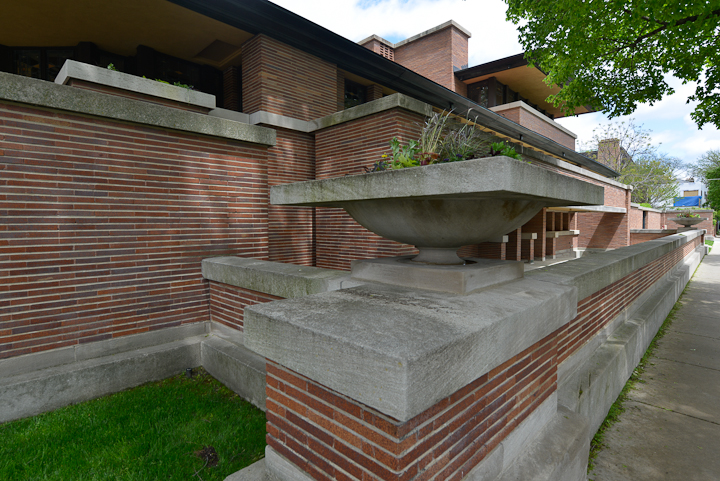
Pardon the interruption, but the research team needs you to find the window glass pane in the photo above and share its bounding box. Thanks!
[344,80,366,109]
[47,49,74,81]
[496,82,505,105]
[157,54,199,88]
[15,50,41,78]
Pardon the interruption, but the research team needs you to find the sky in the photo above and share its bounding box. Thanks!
[269,0,720,169]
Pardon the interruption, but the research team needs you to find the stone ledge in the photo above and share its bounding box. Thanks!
[527,230,703,300]
[311,93,432,131]
[0,71,276,146]
[631,229,677,234]
[202,256,362,299]
[56,60,216,109]
[245,278,577,422]
[0,322,208,379]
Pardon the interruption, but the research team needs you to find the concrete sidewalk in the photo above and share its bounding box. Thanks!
[590,243,720,480]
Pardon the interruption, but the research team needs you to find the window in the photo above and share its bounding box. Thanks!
[344,79,366,109]
[14,48,74,81]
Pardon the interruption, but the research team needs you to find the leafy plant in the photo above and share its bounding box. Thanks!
[374,111,525,172]
[106,63,117,71]
[489,141,523,160]
[676,212,701,218]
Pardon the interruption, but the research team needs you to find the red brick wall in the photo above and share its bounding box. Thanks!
[242,35,337,121]
[647,211,661,230]
[208,281,282,331]
[266,332,556,481]
[0,102,269,360]
[314,108,424,270]
[523,209,546,260]
[394,26,468,93]
[267,128,315,266]
[223,66,242,111]
[630,232,675,245]
[576,212,629,249]
[492,105,575,150]
[629,207,643,230]
[558,236,701,363]
[361,39,395,61]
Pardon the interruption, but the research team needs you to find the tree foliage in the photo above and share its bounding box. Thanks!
[581,118,655,171]
[689,149,720,181]
[505,1,720,129]
[705,165,720,212]
[618,154,680,206]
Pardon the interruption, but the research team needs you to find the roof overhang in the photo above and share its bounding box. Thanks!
[454,54,593,118]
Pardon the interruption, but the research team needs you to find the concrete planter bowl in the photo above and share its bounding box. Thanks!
[670,217,704,227]
[271,157,604,264]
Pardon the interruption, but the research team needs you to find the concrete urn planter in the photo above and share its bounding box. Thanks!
[271,157,604,264]
[670,217,704,227]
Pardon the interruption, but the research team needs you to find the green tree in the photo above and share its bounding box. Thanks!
[580,118,655,171]
[505,1,720,129]
[705,166,720,212]
[689,149,720,181]
[619,154,680,206]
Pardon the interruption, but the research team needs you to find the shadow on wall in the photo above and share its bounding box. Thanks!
[585,213,624,249]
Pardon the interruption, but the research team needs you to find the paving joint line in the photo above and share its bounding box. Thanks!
[630,399,720,427]
[666,330,720,341]
[654,356,720,373]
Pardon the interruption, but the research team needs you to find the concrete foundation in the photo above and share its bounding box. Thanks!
[0,321,267,424]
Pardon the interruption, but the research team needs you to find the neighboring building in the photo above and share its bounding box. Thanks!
[584,138,633,171]
[674,177,706,207]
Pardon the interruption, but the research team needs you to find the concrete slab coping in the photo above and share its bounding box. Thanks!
[311,93,433,131]
[630,203,663,213]
[201,256,362,299]
[491,101,577,139]
[550,204,627,213]
[350,256,524,294]
[271,156,604,207]
[631,229,677,234]
[546,230,579,238]
[527,230,703,300]
[0,72,276,147]
[521,232,538,240]
[358,20,472,49]
[56,60,216,109]
[244,277,577,421]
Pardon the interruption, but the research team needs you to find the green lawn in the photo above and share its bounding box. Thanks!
[0,368,266,481]
[707,239,714,253]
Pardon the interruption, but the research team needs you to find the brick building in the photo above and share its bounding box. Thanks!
[0,1,712,479]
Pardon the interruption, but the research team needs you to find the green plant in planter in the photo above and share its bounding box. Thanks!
[490,142,523,160]
[676,212,701,218]
[375,111,524,172]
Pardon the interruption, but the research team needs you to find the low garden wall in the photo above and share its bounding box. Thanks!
[202,230,705,481]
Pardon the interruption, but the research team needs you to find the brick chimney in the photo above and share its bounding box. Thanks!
[359,21,471,96]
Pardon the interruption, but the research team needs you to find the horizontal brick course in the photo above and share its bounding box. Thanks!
[0,102,269,359]
[267,332,557,481]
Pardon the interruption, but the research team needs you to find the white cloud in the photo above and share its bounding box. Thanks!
[269,0,522,64]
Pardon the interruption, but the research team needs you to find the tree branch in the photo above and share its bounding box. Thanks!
[616,8,720,53]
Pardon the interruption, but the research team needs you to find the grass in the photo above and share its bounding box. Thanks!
[0,367,266,481]
[706,239,714,253]
[587,278,692,474]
